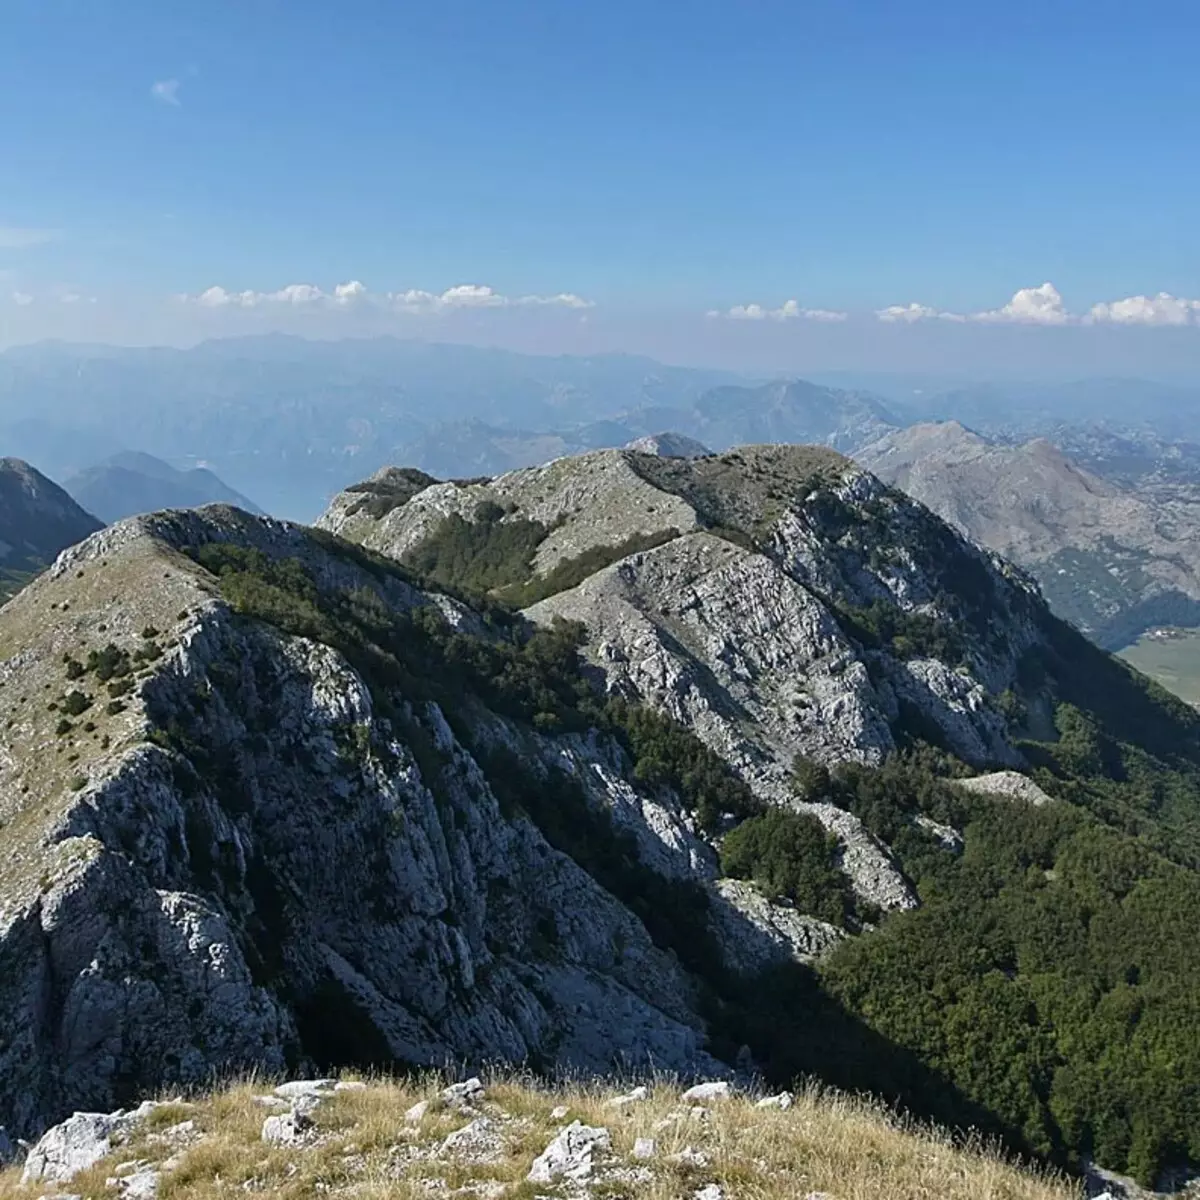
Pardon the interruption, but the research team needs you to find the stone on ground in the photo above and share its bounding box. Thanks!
[682,1081,733,1103]
[261,1110,314,1147]
[527,1121,611,1184]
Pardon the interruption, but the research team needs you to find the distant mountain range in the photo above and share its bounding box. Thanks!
[63,451,262,524]
[0,458,101,599]
[857,421,1200,649]
[5,335,1199,523]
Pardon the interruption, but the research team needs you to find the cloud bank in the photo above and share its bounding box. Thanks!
[876,283,1200,327]
[709,299,848,322]
[186,280,593,314]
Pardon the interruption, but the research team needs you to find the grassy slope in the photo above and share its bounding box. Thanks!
[0,1074,1078,1200]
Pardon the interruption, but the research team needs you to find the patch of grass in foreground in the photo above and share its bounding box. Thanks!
[0,1074,1080,1200]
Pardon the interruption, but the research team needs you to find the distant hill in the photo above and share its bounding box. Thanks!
[0,457,102,599]
[63,451,264,523]
[857,421,1200,648]
[624,431,711,457]
[673,379,900,452]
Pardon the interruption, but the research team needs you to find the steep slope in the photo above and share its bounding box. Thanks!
[0,506,757,1140]
[857,421,1200,649]
[322,445,1200,1187]
[64,451,264,523]
[0,457,102,600]
[8,448,1200,1186]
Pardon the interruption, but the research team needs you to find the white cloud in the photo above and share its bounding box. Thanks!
[151,79,181,106]
[0,227,57,249]
[1087,292,1200,326]
[333,280,368,306]
[11,291,33,306]
[880,283,1200,328]
[876,302,956,323]
[970,282,1070,325]
[517,291,592,309]
[184,280,593,315]
[716,298,847,322]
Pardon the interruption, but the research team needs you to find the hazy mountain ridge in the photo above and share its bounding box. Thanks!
[0,338,741,519]
[64,451,263,524]
[856,421,1200,648]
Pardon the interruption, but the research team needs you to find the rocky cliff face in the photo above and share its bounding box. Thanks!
[320,446,1048,915]
[0,508,756,1138]
[0,445,1090,1144]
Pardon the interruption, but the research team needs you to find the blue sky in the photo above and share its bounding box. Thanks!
[2,0,1200,373]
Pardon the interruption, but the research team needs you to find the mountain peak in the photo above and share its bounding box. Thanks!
[0,458,102,597]
[623,431,711,458]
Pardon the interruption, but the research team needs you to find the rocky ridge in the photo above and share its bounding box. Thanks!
[323,445,1043,912]
[0,443,1166,1174]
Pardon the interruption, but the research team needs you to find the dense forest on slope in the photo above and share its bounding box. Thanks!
[184,521,1200,1188]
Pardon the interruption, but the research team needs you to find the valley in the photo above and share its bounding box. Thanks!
[1119,628,1200,708]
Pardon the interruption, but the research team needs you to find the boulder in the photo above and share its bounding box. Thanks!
[22,1112,124,1184]
[681,1081,732,1103]
[261,1110,313,1147]
[527,1121,611,1184]
[441,1077,485,1106]
[274,1080,336,1101]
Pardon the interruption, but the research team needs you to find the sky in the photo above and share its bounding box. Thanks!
[2,0,1200,375]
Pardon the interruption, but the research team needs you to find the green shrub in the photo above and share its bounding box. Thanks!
[402,510,548,597]
[499,528,682,607]
[721,808,856,927]
[86,643,132,682]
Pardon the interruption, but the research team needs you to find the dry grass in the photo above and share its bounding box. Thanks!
[0,1072,1083,1200]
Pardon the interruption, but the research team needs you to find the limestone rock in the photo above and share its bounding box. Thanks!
[440,1117,503,1163]
[681,1081,732,1103]
[633,1136,656,1159]
[22,1112,124,1184]
[710,879,845,972]
[755,1092,794,1110]
[115,1166,159,1200]
[405,1100,431,1124]
[275,1080,337,1101]
[527,1121,611,1184]
[605,1086,649,1108]
[955,771,1056,807]
[261,1110,313,1147]
[441,1078,486,1106]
